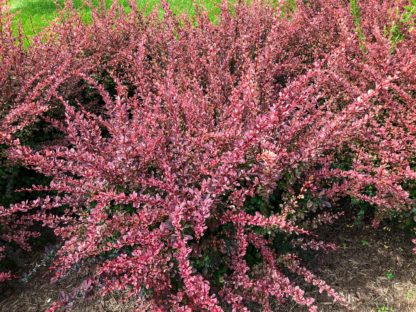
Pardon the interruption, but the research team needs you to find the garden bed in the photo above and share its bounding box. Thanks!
[1,221,415,312]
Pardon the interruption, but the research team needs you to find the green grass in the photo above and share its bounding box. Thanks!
[7,0,416,39]
[7,0,222,36]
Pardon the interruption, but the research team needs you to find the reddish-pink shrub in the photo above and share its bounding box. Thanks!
[0,0,415,310]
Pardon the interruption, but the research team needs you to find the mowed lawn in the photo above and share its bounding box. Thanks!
[9,1,415,37]
[7,0,222,35]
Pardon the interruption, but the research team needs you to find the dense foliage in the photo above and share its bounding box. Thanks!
[0,0,415,311]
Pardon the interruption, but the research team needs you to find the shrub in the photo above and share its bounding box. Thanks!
[0,0,415,310]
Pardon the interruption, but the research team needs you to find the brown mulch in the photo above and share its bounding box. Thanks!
[275,223,416,312]
[0,264,145,312]
[1,222,415,312]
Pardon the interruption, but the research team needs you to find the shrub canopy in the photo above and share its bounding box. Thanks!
[0,1,415,311]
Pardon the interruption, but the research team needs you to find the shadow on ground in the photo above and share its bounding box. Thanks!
[275,222,416,312]
[1,221,415,312]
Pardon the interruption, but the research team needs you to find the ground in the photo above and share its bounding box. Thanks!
[278,223,416,312]
[7,0,221,36]
[1,221,415,312]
